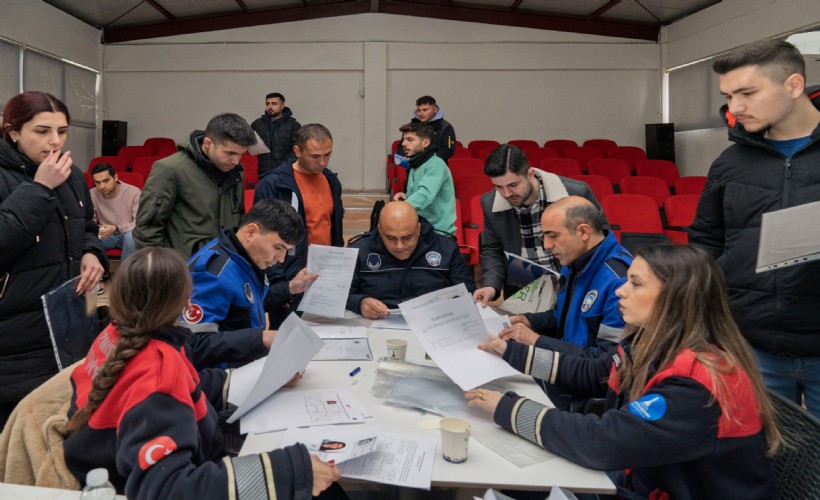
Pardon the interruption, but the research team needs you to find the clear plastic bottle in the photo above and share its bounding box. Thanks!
[80,468,116,499]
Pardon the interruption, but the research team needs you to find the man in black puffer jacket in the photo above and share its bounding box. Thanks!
[251,92,301,178]
[689,39,820,416]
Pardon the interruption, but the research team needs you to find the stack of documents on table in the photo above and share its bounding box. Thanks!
[281,425,436,490]
[226,313,371,434]
[298,244,359,318]
[399,284,519,390]
[310,325,373,361]
[371,309,411,330]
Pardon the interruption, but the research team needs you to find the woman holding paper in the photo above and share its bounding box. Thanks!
[64,247,340,499]
[465,245,780,498]
[0,92,106,426]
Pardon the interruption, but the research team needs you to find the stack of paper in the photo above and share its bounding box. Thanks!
[310,325,373,360]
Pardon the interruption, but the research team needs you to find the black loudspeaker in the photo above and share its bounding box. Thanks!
[645,123,675,163]
[102,120,127,156]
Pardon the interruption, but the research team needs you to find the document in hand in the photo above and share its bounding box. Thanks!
[756,200,820,273]
[298,244,359,318]
[42,276,101,371]
[227,313,324,423]
[399,284,520,391]
[504,252,558,288]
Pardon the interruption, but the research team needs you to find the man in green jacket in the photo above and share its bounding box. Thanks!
[392,122,456,236]
[134,113,256,257]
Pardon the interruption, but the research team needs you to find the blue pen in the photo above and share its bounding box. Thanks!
[349,367,361,377]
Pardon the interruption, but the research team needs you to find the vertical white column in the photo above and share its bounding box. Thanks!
[363,42,388,191]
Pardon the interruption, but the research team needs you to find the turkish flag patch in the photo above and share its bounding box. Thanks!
[138,436,178,470]
[183,303,204,323]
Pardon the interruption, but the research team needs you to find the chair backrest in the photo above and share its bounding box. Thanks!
[449,158,485,181]
[241,152,259,189]
[115,171,145,190]
[391,139,401,154]
[587,158,632,187]
[469,194,485,233]
[674,175,707,195]
[155,144,178,158]
[523,147,558,166]
[567,174,614,202]
[619,176,670,208]
[564,146,604,171]
[601,194,664,239]
[131,155,162,180]
[143,137,176,155]
[451,146,473,158]
[117,145,153,167]
[468,140,501,157]
[606,146,646,170]
[582,139,618,156]
[454,174,493,225]
[543,139,578,157]
[635,159,680,187]
[663,194,699,227]
[539,158,583,177]
[476,146,498,162]
[769,390,820,499]
[619,233,671,254]
[88,156,128,174]
[507,139,540,150]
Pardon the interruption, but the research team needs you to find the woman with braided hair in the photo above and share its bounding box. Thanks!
[64,247,339,499]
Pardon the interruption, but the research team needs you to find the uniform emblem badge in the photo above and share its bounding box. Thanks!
[629,394,667,421]
[580,290,598,312]
[183,303,204,323]
[244,283,254,304]
[425,251,442,267]
[138,436,177,470]
[367,253,382,270]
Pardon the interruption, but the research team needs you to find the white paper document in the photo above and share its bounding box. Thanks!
[298,245,359,318]
[310,325,368,339]
[313,338,373,361]
[399,285,520,390]
[281,425,381,464]
[756,200,820,272]
[337,431,437,490]
[227,313,324,423]
[239,387,371,435]
[371,309,411,330]
[399,283,469,313]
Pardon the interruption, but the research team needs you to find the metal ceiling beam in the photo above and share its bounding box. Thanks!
[102,0,370,43]
[145,0,175,20]
[588,0,620,19]
[379,0,659,41]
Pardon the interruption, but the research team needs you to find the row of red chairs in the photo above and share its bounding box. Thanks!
[391,138,624,158]
[601,193,700,244]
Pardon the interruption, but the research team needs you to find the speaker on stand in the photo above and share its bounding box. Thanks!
[102,120,127,156]
[645,123,675,163]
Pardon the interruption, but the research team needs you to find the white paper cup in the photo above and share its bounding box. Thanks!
[386,339,408,362]
[440,417,471,463]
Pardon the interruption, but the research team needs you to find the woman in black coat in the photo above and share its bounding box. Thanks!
[0,91,106,426]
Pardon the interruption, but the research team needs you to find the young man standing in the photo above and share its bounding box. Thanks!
[251,92,300,177]
[689,39,820,416]
[411,95,456,162]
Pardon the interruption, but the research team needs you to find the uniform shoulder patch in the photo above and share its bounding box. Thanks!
[580,290,598,312]
[244,283,254,304]
[138,436,177,470]
[183,303,204,323]
[628,394,666,421]
[367,253,382,270]
[425,251,442,267]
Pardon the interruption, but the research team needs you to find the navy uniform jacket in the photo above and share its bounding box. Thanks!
[495,338,777,499]
[65,324,315,500]
[346,219,476,313]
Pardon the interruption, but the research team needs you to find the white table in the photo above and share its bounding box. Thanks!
[240,314,616,494]
[0,483,126,499]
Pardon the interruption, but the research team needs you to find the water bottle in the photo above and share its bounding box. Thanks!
[81,468,116,499]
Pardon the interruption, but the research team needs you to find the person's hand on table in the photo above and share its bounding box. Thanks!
[360,297,389,319]
[477,334,508,357]
[288,267,319,295]
[464,388,502,412]
[76,253,104,295]
[473,287,496,307]
[310,455,340,495]
[498,323,539,346]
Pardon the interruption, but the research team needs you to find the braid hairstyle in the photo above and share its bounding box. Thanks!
[67,248,191,432]
[618,245,781,455]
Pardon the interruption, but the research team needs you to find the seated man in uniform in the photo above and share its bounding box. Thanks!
[185,198,316,367]
[346,201,476,319]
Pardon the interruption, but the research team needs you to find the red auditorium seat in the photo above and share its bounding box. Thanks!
[507,140,540,150]
[468,140,500,158]
[601,194,664,241]
[155,144,178,158]
[449,158,484,182]
[663,194,700,243]
[564,146,604,172]
[88,156,128,174]
[539,158,583,177]
[619,176,670,208]
[587,158,632,188]
[143,137,176,155]
[454,199,478,266]
[567,174,614,203]
[606,146,646,171]
[635,159,680,188]
[523,147,558,166]
[544,139,578,157]
[454,173,493,227]
[583,139,618,156]
[241,152,259,189]
[115,172,145,190]
[674,176,707,195]
[117,145,153,168]
[131,156,161,181]
[244,189,255,212]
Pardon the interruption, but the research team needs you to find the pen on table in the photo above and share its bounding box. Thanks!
[349,366,361,377]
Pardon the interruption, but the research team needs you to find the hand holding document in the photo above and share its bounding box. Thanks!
[337,431,436,489]
[371,309,411,330]
[227,313,324,423]
[298,244,359,318]
[400,284,519,390]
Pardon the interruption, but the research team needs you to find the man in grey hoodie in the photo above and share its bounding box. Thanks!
[411,95,456,163]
